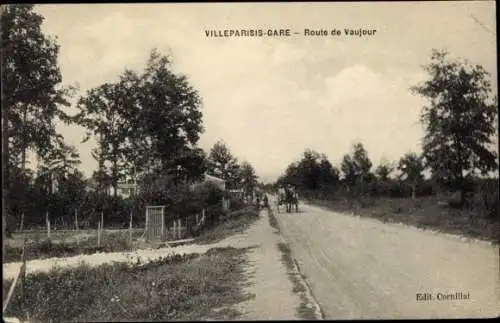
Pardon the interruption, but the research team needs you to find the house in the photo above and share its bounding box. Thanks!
[116,182,139,198]
[85,178,139,198]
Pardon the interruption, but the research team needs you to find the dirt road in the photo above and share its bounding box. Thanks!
[273,199,499,319]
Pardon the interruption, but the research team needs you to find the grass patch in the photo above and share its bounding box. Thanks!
[309,196,499,244]
[277,242,319,320]
[3,247,253,322]
[194,206,260,244]
[3,230,143,264]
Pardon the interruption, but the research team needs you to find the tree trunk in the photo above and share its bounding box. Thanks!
[21,108,27,174]
[2,85,9,256]
[411,183,416,200]
[112,160,118,198]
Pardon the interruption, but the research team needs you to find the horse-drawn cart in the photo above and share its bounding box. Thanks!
[275,185,299,213]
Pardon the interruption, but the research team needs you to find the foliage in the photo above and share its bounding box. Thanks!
[239,161,258,196]
[277,149,339,194]
[375,158,394,182]
[398,152,425,199]
[2,4,74,169]
[74,49,206,192]
[340,142,374,194]
[411,49,498,199]
[207,140,242,189]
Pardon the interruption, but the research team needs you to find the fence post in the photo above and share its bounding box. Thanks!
[172,219,176,241]
[46,212,51,239]
[101,211,104,232]
[97,221,101,248]
[74,208,79,230]
[19,211,24,232]
[20,236,27,319]
[129,210,133,246]
[177,218,182,240]
[160,211,165,242]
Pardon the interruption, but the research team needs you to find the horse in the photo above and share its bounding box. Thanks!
[284,187,299,213]
[275,188,287,213]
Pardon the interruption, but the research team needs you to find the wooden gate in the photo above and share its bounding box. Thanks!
[145,206,165,241]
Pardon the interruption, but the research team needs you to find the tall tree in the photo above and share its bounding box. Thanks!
[2,4,73,249]
[318,154,339,189]
[240,161,258,196]
[398,152,425,200]
[75,82,129,196]
[411,49,498,204]
[75,49,206,190]
[139,49,204,176]
[2,4,73,171]
[375,158,394,182]
[341,142,373,194]
[207,140,241,189]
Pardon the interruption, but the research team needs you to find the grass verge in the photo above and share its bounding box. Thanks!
[309,196,499,244]
[2,246,253,322]
[4,230,143,264]
[276,242,321,320]
[194,206,260,245]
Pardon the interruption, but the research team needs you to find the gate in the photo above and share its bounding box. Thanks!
[145,205,166,241]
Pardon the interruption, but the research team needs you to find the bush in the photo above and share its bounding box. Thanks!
[467,178,499,218]
[228,197,245,211]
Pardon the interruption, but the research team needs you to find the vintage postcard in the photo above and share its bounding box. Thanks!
[2,1,498,321]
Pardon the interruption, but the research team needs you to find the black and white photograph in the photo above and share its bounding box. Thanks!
[2,1,498,321]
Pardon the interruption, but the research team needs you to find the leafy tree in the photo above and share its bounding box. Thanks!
[240,161,258,196]
[138,50,204,176]
[341,142,373,194]
[411,49,498,204]
[2,4,73,171]
[1,4,74,243]
[398,152,425,199]
[75,82,129,197]
[75,49,205,190]
[375,158,394,182]
[207,140,241,189]
[340,154,358,190]
[318,154,340,189]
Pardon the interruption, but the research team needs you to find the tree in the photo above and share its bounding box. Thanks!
[207,140,241,189]
[375,158,394,182]
[2,5,73,171]
[139,50,204,175]
[318,154,339,188]
[340,154,358,191]
[398,152,425,200]
[2,4,73,249]
[411,49,498,205]
[75,82,129,197]
[75,49,205,189]
[341,142,373,195]
[240,161,258,196]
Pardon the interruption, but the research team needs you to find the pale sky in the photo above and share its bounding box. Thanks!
[33,2,497,183]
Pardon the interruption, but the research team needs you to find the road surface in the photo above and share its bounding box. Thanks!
[273,198,499,319]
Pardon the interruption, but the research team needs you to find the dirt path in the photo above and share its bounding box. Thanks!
[273,199,499,319]
[232,210,307,320]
